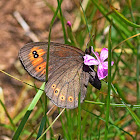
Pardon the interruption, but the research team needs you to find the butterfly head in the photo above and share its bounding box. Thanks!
[85,46,92,55]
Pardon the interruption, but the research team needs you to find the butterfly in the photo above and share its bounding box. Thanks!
[19,42,101,109]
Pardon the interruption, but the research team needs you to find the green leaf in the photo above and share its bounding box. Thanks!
[36,116,46,139]
[12,83,45,140]
[125,106,140,127]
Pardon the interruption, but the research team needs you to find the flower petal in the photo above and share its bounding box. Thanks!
[91,47,101,62]
[83,54,99,66]
[102,61,114,69]
[95,52,100,58]
[97,64,108,80]
[100,48,108,62]
[102,61,108,69]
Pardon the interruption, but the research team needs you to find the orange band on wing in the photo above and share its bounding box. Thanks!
[37,49,46,56]
[28,47,46,67]
[29,47,39,58]
[30,47,45,57]
[35,62,46,72]
[41,69,46,75]
[40,65,52,75]
[31,57,44,66]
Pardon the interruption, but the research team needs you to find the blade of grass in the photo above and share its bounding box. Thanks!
[68,110,73,138]
[91,0,136,54]
[44,94,47,140]
[0,99,16,130]
[64,109,72,139]
[127,0,140,116]
[43,0,60,18]
[136,31,140,113]
[27,124,39,140]
[77,92,82,140]
[91,0,131,36]
[34,83,48,140]
[111,84,140,127]
[83,108,134,139]
[113,33,140,51]
[84,100,140,108]
[72,0,89,32]
[13,82,45,140]
[104,22,112,140]
[124,106,140,127]
[1,123,14,131]
[58,108,69,140]
[45,0,63,139]
[58,0,67,44]
[37,108,65,140]
[113,83,129,104]
[110,6,140,28]
[127,0,140,135]
[46,0,63,82]
[36,116,46,139]
[80,0,94,47]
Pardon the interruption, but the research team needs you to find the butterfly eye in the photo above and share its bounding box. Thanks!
[68,96,73,102]
[60,95,65,101]
[54,88,59,96]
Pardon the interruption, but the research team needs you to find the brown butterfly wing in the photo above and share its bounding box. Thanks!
[45,61,89,109]
[19,42,47,81]
[19,42,90,108]
[19,42,85,81]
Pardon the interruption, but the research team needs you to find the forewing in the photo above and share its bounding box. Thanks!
[19,42,84,81]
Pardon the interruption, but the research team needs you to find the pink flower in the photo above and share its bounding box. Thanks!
[67,21,72,27]
[83,47,114,80]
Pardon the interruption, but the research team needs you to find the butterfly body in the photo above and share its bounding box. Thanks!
[19,42,101,109]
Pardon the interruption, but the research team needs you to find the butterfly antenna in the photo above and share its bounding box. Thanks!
[86,35,95,49]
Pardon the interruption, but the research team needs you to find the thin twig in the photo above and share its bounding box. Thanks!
[13,11,39,42]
